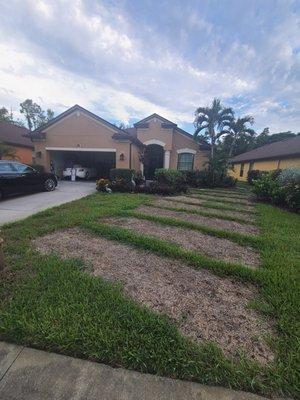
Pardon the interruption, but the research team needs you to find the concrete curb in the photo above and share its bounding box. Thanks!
[0,341,273,400]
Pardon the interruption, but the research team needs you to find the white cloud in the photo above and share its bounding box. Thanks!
[0,0,299,133]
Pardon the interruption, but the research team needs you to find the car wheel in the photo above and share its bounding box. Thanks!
[44,178,56,191]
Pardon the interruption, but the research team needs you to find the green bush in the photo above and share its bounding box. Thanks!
[252,168,300,212]
[247,170,265,185]
[109,168,135,192]
[109,168,135,183]
[154,169,187,193]
[277,167,300,186]
[278,168,300,212]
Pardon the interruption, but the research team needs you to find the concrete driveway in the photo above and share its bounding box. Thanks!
[0,181,96,225]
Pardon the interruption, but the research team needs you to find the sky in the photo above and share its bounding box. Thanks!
[0,0,300,134]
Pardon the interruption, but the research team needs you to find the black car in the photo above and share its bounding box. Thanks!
[0,161,57,199]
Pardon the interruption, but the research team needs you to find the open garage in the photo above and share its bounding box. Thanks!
[48,149,116,179]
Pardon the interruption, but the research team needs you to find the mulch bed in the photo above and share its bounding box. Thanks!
[33,228,273,364]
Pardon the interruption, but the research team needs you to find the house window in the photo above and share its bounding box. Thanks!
[249,162,254,172]
[177,153,194,171]
[240,163,245,177]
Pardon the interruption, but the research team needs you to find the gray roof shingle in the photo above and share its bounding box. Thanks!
[230,136,300,163]
[0,121,33,148]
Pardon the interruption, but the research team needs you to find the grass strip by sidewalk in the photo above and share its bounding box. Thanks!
[124,210,261,248]
[149,203,255,225]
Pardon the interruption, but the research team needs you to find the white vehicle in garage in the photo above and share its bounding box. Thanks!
[62,165,97,180]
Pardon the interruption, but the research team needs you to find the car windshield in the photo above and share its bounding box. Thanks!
[0,163,15,173]
[13,163,35,173]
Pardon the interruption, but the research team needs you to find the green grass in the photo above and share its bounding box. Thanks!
[0,190,299,398]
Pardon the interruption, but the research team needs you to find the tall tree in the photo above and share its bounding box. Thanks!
[0,107,13,123]
[194,98,234,160]
[227,116,255,157]
[20,99,54,131]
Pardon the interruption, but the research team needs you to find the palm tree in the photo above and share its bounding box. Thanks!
[227,116,255,157]
[194,98,234,160]
[0,142,15,160]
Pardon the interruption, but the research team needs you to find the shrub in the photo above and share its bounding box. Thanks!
[278,168,300,212]
[252,173,285,204]
[216,175,237,188]
[136,182,180,195]
[252,168,300,212]
[285,182,300,212]
[154,169,187,193]
[247,170,265,185]
[109,168,135,183]
[277,168,300,186]
[96,178,110,192]
[135,170,145,186]
[109,168,135,192]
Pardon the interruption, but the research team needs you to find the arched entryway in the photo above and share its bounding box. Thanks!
[144,144,164,179]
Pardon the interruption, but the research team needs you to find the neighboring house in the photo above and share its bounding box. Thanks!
[0,121,33,164]
[28,104,210,179]
[230,136,300,181]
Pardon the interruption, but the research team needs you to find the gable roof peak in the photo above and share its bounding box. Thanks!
[134,113,177,127]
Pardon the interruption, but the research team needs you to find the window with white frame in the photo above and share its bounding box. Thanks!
[177,152,194,171]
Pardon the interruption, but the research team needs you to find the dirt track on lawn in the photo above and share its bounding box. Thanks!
[136,205,259,236]
[33,228,273,364]
[102,217,260,267]
[153,199,255,222]
[167,195,256,212]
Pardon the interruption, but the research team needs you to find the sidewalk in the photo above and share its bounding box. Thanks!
[0,341,271,400]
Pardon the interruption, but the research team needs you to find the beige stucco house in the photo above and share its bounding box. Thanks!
[29,105,209,179]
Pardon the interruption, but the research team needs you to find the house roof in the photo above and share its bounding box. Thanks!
[230,135,300,163]
[27,104,142,146]
[134,113,210,149]
[134,113,177,127]
[29,104,124,136]
[0,121,33,148]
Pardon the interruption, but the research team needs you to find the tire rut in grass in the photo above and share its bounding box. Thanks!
[32,228,273,364]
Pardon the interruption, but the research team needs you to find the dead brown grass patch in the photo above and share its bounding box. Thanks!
[136,205,259,236]
[33,228,273,364]
[102,216,260,267]
[153,199,255,222]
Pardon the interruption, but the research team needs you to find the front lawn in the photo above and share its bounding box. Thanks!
[0,189,299,398]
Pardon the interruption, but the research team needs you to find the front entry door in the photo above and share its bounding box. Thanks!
[144,144,164,179]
